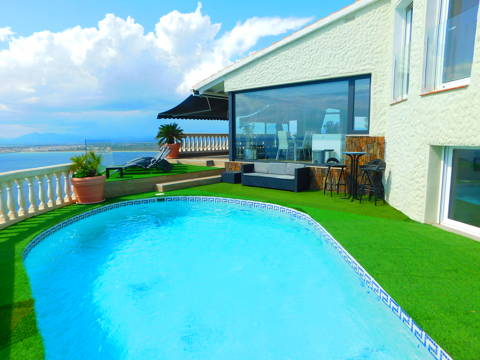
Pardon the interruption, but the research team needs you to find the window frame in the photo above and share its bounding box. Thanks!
[423,0,479,91]
[392,1,414,101]
[229,74,372,162]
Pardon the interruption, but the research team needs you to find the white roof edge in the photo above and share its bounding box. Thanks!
[194,0,380,94]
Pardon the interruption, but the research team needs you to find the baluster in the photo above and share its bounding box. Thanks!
[46,174,54,208]
[185,136,191,152]
[193,136,198,152]
[27,177,38,214]
[6,181,17,220]
[0,184,9,223]
[15,179,27,217]
[214,136,218,151]
[55,172,64,205]
[64,172,73,203]
[36,175,47,210]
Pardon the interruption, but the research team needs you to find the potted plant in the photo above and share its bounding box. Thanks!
[70,151,106,204]
[156,123,184,159]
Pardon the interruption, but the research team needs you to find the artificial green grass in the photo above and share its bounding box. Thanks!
[1,184,479,359]
[104,163,219,182]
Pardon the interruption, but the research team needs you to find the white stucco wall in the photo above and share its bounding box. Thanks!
[223,0,393,137]
[385,0,480,222]
[203,0,480,224]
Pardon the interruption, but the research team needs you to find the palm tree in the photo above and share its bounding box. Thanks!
[156,123,184,145]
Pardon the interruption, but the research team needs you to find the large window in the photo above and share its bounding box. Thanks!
[233,76,371,164]
[423,0,479,91]
[393,2,413,101]
[441,147,480,237]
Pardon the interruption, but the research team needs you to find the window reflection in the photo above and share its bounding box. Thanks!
[448,148,480,228]
[234,77,370,164]
[354,78,371,132]
[443,0,479,83]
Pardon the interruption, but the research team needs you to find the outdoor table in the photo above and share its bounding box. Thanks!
[105,166,124,179]
[343,151,367,201]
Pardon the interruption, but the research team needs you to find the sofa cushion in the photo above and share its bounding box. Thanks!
[244,173,294,180]
[285,163,305,175]
[254,162,270,174]
[267,163,287,175]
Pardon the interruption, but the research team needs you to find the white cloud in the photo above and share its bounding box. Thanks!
[0,124,36,138]
[0,3,310,121]
[0,27,14,42]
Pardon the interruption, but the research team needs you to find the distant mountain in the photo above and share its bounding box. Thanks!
[0,133,156,146]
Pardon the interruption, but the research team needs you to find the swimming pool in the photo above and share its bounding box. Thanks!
[24,197,445,360]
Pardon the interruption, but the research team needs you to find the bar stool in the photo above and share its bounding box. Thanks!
[323,158,347,196]
[359,159,386,205]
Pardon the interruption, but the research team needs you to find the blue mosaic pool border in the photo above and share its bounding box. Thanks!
[23,196,453,360]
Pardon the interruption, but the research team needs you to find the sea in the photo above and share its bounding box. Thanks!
[0,151,157,173]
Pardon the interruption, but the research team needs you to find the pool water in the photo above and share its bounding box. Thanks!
[25,200,431,360]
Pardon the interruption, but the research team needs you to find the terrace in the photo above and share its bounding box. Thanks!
[0,178,479,359]
[0,101,477,359]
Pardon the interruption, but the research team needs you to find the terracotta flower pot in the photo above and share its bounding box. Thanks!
[71,175,106,204]
[165,143,181,159]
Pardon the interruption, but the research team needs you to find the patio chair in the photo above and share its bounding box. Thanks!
[105,147,172,178]
[276,130,290,160]
[295,131,312,161]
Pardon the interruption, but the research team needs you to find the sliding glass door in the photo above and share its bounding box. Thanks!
[441,147,480,236]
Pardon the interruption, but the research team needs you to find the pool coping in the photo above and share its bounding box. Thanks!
[23,196,454,360]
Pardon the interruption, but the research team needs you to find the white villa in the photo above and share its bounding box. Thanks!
[184,0,480,237]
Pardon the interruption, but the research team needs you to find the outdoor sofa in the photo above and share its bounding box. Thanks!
[241,162,311,192]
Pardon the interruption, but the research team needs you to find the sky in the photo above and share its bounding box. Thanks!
[0,0,352,142]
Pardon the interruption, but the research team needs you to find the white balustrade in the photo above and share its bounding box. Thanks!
[15,179,27,217]
[0,184,8,223]
[27,177,38,214]
[46,174,54,208]
[6,181,17,220]
[0,164,74,229]
[55,172,64,206]
[64,171,74,203]
[180,133,228,154]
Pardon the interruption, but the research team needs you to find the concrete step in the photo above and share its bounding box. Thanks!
[156,175,222,192]
[171,157,227,168]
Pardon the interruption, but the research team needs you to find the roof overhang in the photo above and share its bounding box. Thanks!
[157,94,228,121]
